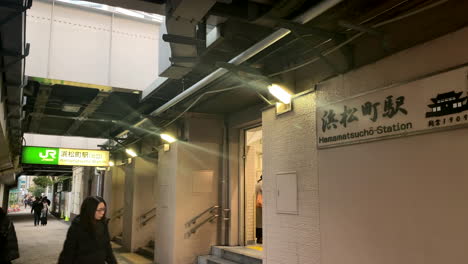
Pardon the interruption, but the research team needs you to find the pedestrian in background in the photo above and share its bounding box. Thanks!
[58,196,117,264]
[41,199,49,226]
[0,207,19,264]
[31,197,43,226]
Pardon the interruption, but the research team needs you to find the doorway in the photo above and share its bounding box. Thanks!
[243,126,263,246]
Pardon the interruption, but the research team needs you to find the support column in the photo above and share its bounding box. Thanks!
[156,114,224,264]
[122,157,157,252]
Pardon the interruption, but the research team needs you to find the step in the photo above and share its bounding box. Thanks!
[113,235,123,245]
[136,246,154,260]
[211,246,262,264]
[198,255,239,264]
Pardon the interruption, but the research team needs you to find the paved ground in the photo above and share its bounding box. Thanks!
[8,208,152,264]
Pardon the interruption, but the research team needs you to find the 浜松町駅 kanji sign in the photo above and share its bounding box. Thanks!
[22,146,110,166]
[317,66,468,148]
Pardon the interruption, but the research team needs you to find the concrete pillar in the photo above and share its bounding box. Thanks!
[0,184,4,209]
[105,166,126,239]
[122,157,157,252]
[70,166,95,219]
[156,114,224,264]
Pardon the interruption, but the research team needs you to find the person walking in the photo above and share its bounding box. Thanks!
[41,199,49,226]
[0,207,20,264]
[31,197,43,226]
[58,196,117,264]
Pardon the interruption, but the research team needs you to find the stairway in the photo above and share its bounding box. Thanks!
[136,240,155,260]
[198,246,262,264]
[112,234,123,245]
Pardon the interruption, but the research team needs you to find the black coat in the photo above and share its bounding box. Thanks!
[58,216,117,264]
[31,201,43,214]
[0,215,20,262]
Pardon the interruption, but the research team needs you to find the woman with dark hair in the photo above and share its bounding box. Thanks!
[0,207,19,264]
[58,196,117,264]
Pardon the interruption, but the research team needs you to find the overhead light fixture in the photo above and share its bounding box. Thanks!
[160,133,176,143]
[109,161,115,167]
[125,148,137,157]
[268,84,291,104]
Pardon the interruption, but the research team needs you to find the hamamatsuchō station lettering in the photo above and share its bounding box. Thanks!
[319,122,413,143]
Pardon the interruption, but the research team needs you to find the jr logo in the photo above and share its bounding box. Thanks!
[39,150,57,160]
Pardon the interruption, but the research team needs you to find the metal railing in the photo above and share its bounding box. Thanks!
[186,214,219,237]
[185,205,219,227]
[110,208,124,221]
[139,207,156,226]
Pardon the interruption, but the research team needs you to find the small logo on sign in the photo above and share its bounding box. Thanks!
[426,91,468,117]
[39,150,57,161]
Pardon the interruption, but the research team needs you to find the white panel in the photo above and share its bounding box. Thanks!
[23,133,105,149]
[192,170,214,193]
[25,1,52,77]
[276,172,298,214]
[110,16,159,90]
[48,5,111,85]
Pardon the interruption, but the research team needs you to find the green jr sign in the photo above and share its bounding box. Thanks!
[22,147,59,165]
[22,146,110,166]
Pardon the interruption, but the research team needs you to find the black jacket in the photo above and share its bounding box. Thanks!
[31,201,43,214]
[58,216,117,264]
[0,215,20,262]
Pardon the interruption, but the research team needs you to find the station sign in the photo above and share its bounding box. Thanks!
[22,146,109,167]
[317,66,468,148]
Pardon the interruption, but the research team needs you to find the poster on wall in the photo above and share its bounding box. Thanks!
[317,66,468,148]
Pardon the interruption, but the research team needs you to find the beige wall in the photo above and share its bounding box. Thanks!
[319,128,468,264]
[262,25,468,264]
[122,157,157,252]
[156,142,178,264]
[156,114,224,264]
[263,93,319,264]
[106,166,126,238]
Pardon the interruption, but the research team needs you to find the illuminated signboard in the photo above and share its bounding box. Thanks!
[22,146,109,167]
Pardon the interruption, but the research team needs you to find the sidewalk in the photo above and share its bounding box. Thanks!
[9,208,152,264]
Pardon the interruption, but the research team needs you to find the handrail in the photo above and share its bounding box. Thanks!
[185,205,219,227]
[187,214,218,237]
[141,207,156,219]
[111,208,124,221]
[141,213,156,226]
[139,207,156,227]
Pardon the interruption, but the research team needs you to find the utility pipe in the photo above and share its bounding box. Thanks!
[109,0,343,140]
[151,0,344,116]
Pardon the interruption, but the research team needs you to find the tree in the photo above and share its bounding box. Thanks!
[33,177,54,188]
[28,186,45,197]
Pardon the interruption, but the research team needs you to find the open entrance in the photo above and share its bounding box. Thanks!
[243,126,263,246]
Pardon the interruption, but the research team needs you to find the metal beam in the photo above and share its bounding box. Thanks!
[338,20,390,51]
[169,56,199,63]
[162,34,206,46]
[0,0,32,26]
[65,91,110,135]
[274,18,344,40]
[28,86,53,132]
[215,62,268,80]
[0,43,30,72]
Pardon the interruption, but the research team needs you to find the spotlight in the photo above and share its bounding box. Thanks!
[268,84,291,104]
[109,161,115,167]
[125,148,137,157]
[160,133,176,143]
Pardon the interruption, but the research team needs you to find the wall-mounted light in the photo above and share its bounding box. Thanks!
[125,148,137,157]
[161,133,176,143]
[268,84,291,104]
[109,161,115,167]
